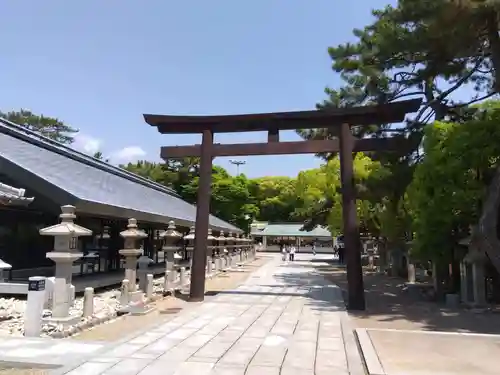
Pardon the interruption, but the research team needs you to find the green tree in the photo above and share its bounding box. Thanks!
[405,100,500,292]
[93,151,110,163]
[181,166,259,229]
[408,101,500,265]
[293,153,386,236]
[121,160,170,186]
[248,176,297,222]
[0,109,78,144]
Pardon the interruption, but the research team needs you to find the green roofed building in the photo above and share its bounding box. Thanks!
[250,222,334,253]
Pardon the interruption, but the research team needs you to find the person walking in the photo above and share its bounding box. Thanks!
[338,245,345,264]
[281,246,287,261]
[312,243,316,256]
[289,245,296,261]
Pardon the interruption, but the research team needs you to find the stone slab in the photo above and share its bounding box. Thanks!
[0,337,104,367]
[361,328,500,375]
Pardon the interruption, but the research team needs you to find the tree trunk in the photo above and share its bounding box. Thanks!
[486,10,500,93]
[475,165,500,274]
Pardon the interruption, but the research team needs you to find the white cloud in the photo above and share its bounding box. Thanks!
[111,146,146,163]
[73,133,146,164]
[73,134,102,155]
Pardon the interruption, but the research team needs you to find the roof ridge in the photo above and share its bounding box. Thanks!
[0,182,25,197]
[0,117,181,198]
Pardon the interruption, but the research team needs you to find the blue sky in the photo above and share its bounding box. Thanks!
[0,0,398,178]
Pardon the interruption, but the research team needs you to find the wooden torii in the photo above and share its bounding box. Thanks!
[144,98,421,310]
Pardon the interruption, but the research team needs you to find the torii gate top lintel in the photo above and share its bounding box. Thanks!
[143,98,422,134]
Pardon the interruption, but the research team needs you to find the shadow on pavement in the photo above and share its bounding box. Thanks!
[310,263,500,335]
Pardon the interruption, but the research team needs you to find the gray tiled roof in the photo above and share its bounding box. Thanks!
[0,118,240,232]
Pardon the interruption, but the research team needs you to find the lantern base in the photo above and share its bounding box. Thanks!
[43,315,81,327]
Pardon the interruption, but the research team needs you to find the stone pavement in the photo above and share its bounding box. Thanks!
[56,254,363,375]
[357,327,500,375]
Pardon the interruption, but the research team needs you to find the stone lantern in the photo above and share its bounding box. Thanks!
[40,205,92,322]
[119,218,147,300]
[207,229,217,257]
[226,231,234,255]
[159,221,183,271]
[231,232,238,252]
[237,233,245,255]
[206,229,217,274]
[183,226,195,265]
[216,231,225,257]
[249,235,255,256]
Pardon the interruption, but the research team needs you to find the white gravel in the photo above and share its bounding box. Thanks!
[0,288,122,337]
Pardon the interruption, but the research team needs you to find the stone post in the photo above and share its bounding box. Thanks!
[226,231,234,257]
[223,249,229,269]
[163,270,171,293]
[40,205,92,324]
[120,279,130,306]
[407,253,416,284]
[207,256,212,275]
[170,267,178,283]
[214,256,219,272]
[180,266,187,286]
[407,263,416,284]
[83,287,94,317]
[24,276,46,337]
[137,255,154,292]
[146,274,154,299]
[119,218,147,298]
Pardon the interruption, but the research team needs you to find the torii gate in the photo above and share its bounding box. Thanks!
[144,98,421,310]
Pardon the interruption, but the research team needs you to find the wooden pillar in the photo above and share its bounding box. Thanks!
[339,123,366,310]
[189,129,213,301]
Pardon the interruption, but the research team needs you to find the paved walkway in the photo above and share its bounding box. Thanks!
[58,254,362,375]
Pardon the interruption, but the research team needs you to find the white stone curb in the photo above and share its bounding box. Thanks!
[354,328,386,375]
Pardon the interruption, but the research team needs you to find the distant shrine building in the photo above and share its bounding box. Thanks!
[250,221,335,252]
[0,119,240,290]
